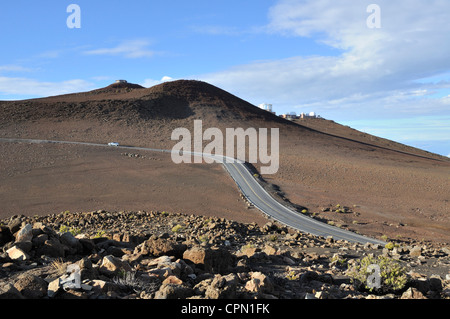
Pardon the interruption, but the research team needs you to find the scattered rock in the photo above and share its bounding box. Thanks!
[441,247,450,255]
[162,275,183,285]
[15,224,33,243]
[155,283,194,299]
[36,238,66,258]
[401,287,427,299]
[0,209,448,300]
[263,244,277,256]
[409,246,422,257]
[183,245,234,274]
[0,283,24,299]
[245,272,273,294]
[13,274,47,299]
[205,274,238,299]
[139,236,187,258]
[7,218,22,235]
[60,232,82,252]
[429,275,443,292]
[47,278,61,298]
[99,255,132,276]
[0,225,13,246]
[6,246,29,261]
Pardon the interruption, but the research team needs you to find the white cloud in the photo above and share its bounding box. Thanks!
[190,25,243,36]
[37,50,62,59]
[0,65,33,73]
[194,0,450,156]
[442,95,450,105]
[197,0,450,119]
[141,76,174,88]
[0,77,94,98]
[161,76,173,82]
[83,39,155,58]
[91,75,113,82]
[342,116,450,142]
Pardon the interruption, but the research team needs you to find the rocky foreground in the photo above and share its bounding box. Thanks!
[0,210,449,299]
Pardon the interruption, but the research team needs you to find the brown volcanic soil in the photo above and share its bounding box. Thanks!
[0,80,449,244]
[269,123,450,244]
[0,141,268,226]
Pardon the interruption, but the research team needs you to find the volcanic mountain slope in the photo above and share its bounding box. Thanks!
[0,78,443,156]
[0,79,445,160]
[0,80,287,128]
[293,117,445,161]
[0,80,449,244]
[0,80,297,152]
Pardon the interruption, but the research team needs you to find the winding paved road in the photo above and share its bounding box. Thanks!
[0,138,386,245]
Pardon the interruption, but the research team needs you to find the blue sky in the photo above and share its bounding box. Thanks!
[0,1,449,157]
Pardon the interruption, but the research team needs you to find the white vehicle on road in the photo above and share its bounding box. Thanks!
[108,142,119,147]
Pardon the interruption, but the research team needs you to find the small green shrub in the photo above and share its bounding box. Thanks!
[171,224,184,233]
[59,224,69,233]
[59,224,82,236]
[331,255,347,268]
[348,255,408,293]
[91,230,106,239]
[285,270,300,281]
[242,243,256,250]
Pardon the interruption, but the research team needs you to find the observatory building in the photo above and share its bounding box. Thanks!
[258,103,276,114]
